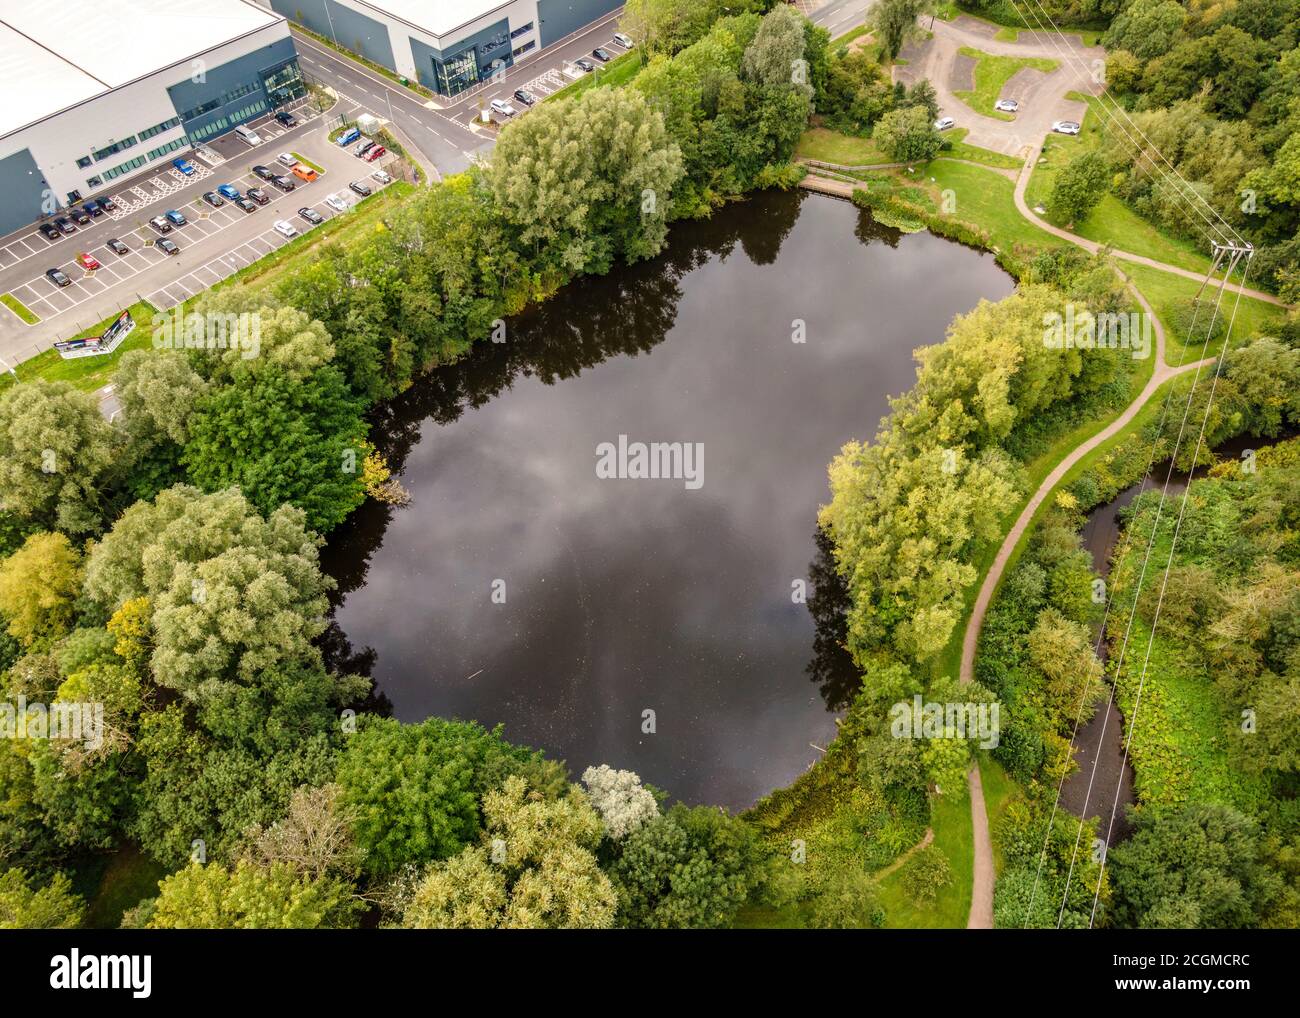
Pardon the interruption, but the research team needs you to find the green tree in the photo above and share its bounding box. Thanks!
[0,868,84,928]
[1102,0,1186,60]
[489,85,684,275]
[1049,151,1110,226]
[611,803,768,928]
[1109,804,1282,928]
[0,532,80,646]
[400,776,616,929]
[147,860,356,928]
[0,380,117,534]
[872,105,942,162]
[870,0,927,61]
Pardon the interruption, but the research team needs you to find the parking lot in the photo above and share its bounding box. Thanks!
[0,98,398,358]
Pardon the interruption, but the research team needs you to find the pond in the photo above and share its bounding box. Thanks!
[320,189,1015,810]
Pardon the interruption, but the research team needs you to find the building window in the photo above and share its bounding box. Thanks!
[76,156,92,169]
[179,98,221,121]
[437,48,479,96]
[510,22,534,38]
[102,156,147,181]
[146,136,190,160]
[263,59,305,106]
[85,175,102,189]
[93,136,138,162]
[187,118,229,141]
[138,117,181,141]
[513,41,535,57]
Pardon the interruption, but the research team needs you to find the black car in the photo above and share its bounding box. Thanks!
[53,217,76,235]
[246,187,270,205]
[83,201,103,218]
[252,164,276,181]
[39,223,61,241]
[575,57,595,72]
[270,175,296,192]
[68,208,91,225]
[513,88,537,106]
[298,207,323,224]
[349,180,372,197]
[97,195,118,213]
[236,197,257,213]
[157,238,180,255]
[45,267,71,287]
[201,191,224,208]
[275,110,297,127]
[592,47,612,62]
[356,140,376,158]
[106,238,129,255]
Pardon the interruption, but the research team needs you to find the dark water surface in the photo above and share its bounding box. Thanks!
[321,190,1014,809]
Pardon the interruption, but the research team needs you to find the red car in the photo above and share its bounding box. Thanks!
[76,252,101,270]
[363,145,386,162]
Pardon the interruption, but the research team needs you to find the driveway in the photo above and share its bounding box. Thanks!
[896,15,1104,156]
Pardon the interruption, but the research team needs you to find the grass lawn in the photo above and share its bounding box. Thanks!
[1120,261,1288,367]
[953,47,1058,122]
[832,25,871,49]
[2,292,39,324]
[876,788,973,927]
[941,128,1022,170]
[978,755,1020,875]
[0,302,158,394]
[922,160,1061,252]
[796,127,891,166]
[547,51,642,102]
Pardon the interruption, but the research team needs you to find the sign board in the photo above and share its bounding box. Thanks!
[53,310,136,359]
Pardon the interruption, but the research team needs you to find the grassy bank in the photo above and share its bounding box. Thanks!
[953,47,1058,121]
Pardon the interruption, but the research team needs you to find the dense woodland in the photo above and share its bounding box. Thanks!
[1,0,1298,928]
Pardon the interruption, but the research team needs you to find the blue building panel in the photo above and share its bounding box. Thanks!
[538,0,620,47]
[269,0,396,70]
[167,37,303,142]
[0,148,48,237]
[409,19,513,96]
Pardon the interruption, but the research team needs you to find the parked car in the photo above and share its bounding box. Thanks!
[97,195,117,212]
[276,152,297,168]
[575,57,595,72]
[273,219,298,238]
[371,169,392,184]
[148,215,172,233]
[201,191,224,208]
[490,98,516,117]
[157,238,180,255]
[298,207,323,224]
[338,126,361,147]
[994,98,1019,113]
[291,163,317,181]
[613,32,634,48]
[69,208,91,225]
[325,192,348,212]
[513,88,537,107]
[356,140,376,158]
[246,187,270,205]
[217,183,241,200]
[270,175,296,192]
[363,145,386,163]
[934,116,955,130]
[172,157,196,175]
[592,47,612,62]
[1051,120,1081,135]
[82,201,103,218]
[164,209,187,226]
[75,252,101,270]
[236,197,257,214]
[349,180,372,197]
[53,217,76,235]
[106,238,129,255]
[45,268,71,287]
[252,164,276,181]
[275,109,297,127]
[39,223,61,241]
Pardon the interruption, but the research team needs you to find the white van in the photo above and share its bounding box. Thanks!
[235,124,262,146]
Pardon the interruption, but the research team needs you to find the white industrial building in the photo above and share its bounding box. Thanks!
[267,0,621,96]
[0,0,304,235]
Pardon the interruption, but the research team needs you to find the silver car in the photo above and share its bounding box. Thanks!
[1052,120,1081,135]
[995,98,1020,113]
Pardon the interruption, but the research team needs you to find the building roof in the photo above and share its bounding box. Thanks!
[349,0,517,39]
[0,0,281,138]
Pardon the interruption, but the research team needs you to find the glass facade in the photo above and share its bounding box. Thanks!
[263,59,306,107]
